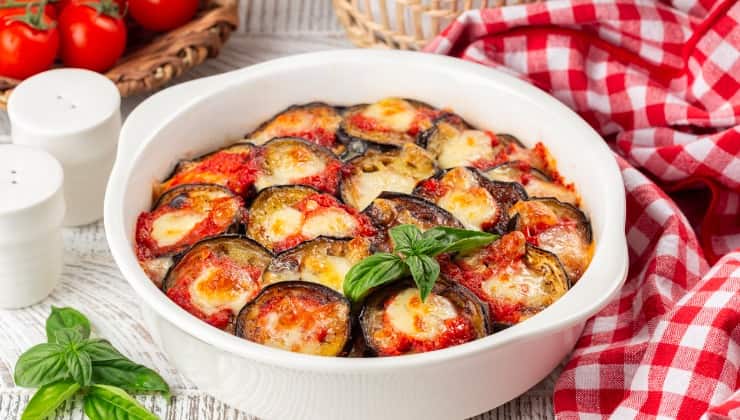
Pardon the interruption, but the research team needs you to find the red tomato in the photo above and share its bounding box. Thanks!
[58,1,127,72]
[0,13,59,79]
[128,0,199,32]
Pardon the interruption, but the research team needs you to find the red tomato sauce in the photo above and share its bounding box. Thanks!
[255,292,340,348]
[162,149,262,196]
[415,178,449,200]
[288,128,336,148]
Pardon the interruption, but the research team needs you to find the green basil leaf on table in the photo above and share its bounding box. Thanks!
[81,339,125,362]
[20,380,80,420]
[14,343,68,388]
[344,253,408,302]
[423,226,498,255]
[46,307,91,342]
[405,254,440,302]
[64,349,92,387]
[388,224,422,256]
[83,384,158,420]
[92,358,170,395]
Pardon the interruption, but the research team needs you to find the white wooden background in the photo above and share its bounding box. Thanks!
[0,1,561,418]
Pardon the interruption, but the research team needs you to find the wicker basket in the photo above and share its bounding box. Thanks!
[333,0,537,50]
[0,0,238,109]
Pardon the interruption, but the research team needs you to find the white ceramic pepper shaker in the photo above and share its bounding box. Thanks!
[0,144,65,308]
[7,68,121,226]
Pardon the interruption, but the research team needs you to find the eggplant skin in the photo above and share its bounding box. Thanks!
[485,161,579,206]
[508,197,593,281]
[262,236,372,294]
[360,279,490,357]
[339,143,437,210]
[235,281,352,357]
[254,137,343,195]
[244,103,345,156]
[337,98,441,148]
[413,166,527,234]
[362,192,464,253]
[161,235,273,332]
[154,143,260,200]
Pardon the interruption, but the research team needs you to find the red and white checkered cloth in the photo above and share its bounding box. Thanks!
[425,0,740,418]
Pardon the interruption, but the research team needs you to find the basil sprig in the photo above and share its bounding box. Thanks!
[14,307,168,420]
[344,225,498,302]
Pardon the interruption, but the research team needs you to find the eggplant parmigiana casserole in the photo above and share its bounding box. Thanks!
[135,97,593,357]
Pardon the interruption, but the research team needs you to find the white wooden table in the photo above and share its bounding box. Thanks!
[0,1,560,418]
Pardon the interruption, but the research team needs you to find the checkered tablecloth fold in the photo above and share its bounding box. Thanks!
[425,0,740,418]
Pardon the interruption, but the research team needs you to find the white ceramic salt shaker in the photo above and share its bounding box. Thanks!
[8,68,121,226]
[0,144,65,308]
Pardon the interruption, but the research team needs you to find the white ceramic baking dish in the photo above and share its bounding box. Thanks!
[104,50,628,420]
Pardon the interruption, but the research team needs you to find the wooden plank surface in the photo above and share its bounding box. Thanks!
[0,1,561,418]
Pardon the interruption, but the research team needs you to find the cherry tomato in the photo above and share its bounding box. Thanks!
[0,11,59,79]
[59,1,127,72]
[128,0,199,32]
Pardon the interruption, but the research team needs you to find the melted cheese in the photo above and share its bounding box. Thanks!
[189,266,256,316]
[351,170,418,210]
[301,208,358,239]
[301,255,352,292]
[255,144,327,190]
[258,301,347,355]
[362,98,416,132]
[437,130,493,169]
[249,111,315,144]
[525,179,579,205]
[536,225,589,280]
[265,207,304,243]
[481,263,549,308]
[151,210,207,247]
[386,289,458,340]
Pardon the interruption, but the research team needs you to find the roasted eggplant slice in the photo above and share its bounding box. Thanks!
[340,143,436,210]
[135,184,245,286]
[246,186,376,253]
[263,237,372,293]
[254,137,343,195]
[485,161,579,206]
[362,192,463,252]
[338,97,441,147]
[423,115,554,172]
[163,236,273,331]
[439,231,569,326]
[244,103,345,155]
[414,167,526,233]
[235,282,352,356]
[508,198,593,282]
[155,143,261,199]
[360,280,489,356]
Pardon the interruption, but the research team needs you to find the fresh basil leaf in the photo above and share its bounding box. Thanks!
[423,226,498,255]
[344,253,408,302]
[92,358,170,395]
[405,254,440,302]
[409,237,446,256]
[14,343,68,388]
[46,307,91,342]
[21,380,80,420]
[81,339,125,362]
[64,349,92,386]
[388,224,422,255]
[83,384,158,420]
[54,328,84,346]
